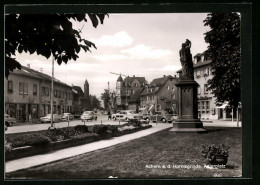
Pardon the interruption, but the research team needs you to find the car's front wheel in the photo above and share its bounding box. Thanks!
[5,121,10,127]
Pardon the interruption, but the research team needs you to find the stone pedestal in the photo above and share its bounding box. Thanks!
[170,78,206,133]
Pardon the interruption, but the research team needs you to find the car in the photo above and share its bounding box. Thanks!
[111,111,125,121]
[112,110,140,121]
[5,114,16,127]
[81,111,97,121]
[62,113,74,121]
[149,110,173,123]
[40,114,62,123]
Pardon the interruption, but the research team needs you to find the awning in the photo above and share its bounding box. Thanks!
[216,103,228,109]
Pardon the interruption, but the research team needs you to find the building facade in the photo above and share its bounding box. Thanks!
[5,66,73,122]
[116,75,147,110]
[179,52,240,120]
[140,75,178,114]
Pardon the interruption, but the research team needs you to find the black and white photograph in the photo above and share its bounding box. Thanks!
[3,4,249,180]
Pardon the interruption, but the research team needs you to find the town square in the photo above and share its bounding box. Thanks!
[3,6,246,180]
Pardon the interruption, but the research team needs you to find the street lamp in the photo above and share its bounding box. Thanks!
[110,72,128,110]
[50,55,54,128]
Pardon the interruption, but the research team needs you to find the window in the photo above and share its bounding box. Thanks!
[204,84,208,94]
[167,86,170,90]
[45,87,49,96]
[198,102,201,110]
[203,68,209,76]
[197,56,201,62]
[172,87,175,91]
[42,87,45,96]
[19,83,24,94]
[196,70,201,77]
[198,86,201,95]
[19,82,28,95]
[171,94,176,99]
[206,101,210,110]
[8,81,13,92]
[24,83,28,94]
[54,89,57,97]
[33,84,37,95]
[202,102,205,109]
[65,92,67,99]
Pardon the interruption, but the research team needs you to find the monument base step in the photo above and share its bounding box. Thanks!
[169,127,207,133]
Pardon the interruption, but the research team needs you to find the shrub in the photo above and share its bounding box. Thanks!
[92,125,108,134]
[7,133,52,148]
[74,125,89,133]
[202,144,230,162]
[107,125,118,134]
[70,133,98,140]
[45,127,77,141]
[5,140,12,151]
[127,119,142,127]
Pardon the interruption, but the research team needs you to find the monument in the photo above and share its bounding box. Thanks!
[170,39,206,132]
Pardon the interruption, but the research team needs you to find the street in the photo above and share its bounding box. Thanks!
[5,112,128,134]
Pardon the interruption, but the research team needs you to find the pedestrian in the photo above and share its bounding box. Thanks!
[108,111,111,120]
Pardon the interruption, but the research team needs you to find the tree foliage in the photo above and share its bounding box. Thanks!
[203,13,241,109]
[101,89,117,111]
[5,13,108,77]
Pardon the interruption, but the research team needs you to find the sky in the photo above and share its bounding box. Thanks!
[15,13,210,98]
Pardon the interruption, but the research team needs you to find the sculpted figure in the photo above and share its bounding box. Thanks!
[179,39,194,80]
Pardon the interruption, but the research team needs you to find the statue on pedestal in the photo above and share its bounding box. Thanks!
[179,39,194,80]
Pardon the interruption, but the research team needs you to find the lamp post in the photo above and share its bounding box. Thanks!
[50,55,54,128]
[110,72,128,110]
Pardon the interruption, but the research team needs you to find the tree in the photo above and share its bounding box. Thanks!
[203,13,241,109]
[5,13,108,78]
[89,95,101,110]
[101,89,117,112]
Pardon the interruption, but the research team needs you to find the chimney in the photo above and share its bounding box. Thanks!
[133,75,135,77]
[174,75,176,78]
[163,75,166,77]
[27,64,30,68]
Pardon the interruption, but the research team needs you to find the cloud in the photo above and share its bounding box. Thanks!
[93,31,133,48]
[121,44,172,59]
[92,54,127,61]
[147,65,182,72]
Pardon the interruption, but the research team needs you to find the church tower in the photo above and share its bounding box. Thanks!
[84,79,89,98]
[116,75,123,105]
[116,75,123,96]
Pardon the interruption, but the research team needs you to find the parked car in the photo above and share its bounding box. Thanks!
[5,114,16,126]
[40,114,62,123]
[111,111,125,121]
[81,111,97,121]
[62,113,74,121]
[148,110,173,123]
[112,110,140,121]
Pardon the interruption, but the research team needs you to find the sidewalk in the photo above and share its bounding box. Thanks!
[5,123,172,173]
[202,119,242,127]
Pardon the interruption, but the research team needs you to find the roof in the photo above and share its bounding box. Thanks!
[193,59,212,68]
[21,66,71,88]
[11,68,43,80]
[128,88,144,103]
[177,59,212,73]
[150,75,170,86]
[124,76,146,84]
[72,86,84,95]
[117,75,123,82]
[194,53,203,58]
[141,75,175,96]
